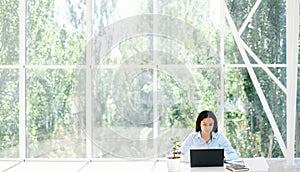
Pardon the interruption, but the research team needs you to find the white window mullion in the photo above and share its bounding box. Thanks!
[19,0,26,160]
[152,0,159,157]
[286,0,299,167]
[86,0,92,160]
[219,0,225,132]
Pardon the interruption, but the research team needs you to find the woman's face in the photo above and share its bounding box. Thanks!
[200,117,214,134]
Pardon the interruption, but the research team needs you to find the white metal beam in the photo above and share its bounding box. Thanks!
[19,0,26,160]
[153,0,159,156]
[238,0,262,35]
[86,0,92,159]
[219,0,225,132]
[286,0,299,167]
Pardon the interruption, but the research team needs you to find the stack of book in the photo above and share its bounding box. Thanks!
[225,161,249,171]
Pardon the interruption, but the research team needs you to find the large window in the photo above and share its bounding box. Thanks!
[0,0,299,159]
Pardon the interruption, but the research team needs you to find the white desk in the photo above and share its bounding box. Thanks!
[79,161,228,172]
[154,158,269,172]
[243,157,269,172]
[1,158,269,172]
[155,161,227,172]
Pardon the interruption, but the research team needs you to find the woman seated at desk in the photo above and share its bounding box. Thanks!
[180,110,238,162]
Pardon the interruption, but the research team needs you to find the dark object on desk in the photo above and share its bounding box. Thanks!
[225,162,249,171]
[190,148,224,167]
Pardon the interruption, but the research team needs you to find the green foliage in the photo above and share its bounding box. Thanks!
[0,0,19,64]
[225,0,286,158]
[0,1,20,158]
[0,70,19,157]
[26,0,86,65]
[167,101,195,128]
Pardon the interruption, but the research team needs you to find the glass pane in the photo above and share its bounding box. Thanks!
[92,68,157,158]
[0,69,19,158]
[100,36,154,65]
[98,35,218,65]
[241,0,286,64]
[191,68,221,113]
[92,0,149,32]
[158,0,221,45]
[225,0,257,30]
[225,0,286,64]
[26,69,85,158]
[91,64,221,158]
[157,68,198,128]
[0,0,19,65]
[26,0,86,65]
[224,29,243,64]
[92,0,219,65]
[225,67,285,158]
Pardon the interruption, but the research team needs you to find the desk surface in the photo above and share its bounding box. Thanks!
[1,158,269,172]
[156,160,268,172]
[155,157,269,172]
[156,161,227,172]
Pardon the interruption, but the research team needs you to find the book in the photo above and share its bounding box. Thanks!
[225,162,249,171]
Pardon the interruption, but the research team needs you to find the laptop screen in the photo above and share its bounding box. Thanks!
[190,149,224,167]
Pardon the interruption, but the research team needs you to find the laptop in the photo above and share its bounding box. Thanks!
[190,148,224,167]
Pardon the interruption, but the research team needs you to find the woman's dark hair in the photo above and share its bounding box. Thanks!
[195,110,218,132]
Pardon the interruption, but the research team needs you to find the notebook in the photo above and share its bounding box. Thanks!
[190,148,224,167]
[225,161,249,171]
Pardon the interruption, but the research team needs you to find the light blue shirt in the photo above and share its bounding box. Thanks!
[180,131,238,161]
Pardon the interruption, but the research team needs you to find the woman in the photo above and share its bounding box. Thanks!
[180,110,238,161]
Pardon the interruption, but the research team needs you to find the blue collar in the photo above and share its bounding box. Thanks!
[197,131,218,140]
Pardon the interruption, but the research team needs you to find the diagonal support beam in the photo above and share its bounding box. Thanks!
[240,40,287,94]
[223,1,287,157]
[238,0,262,35]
